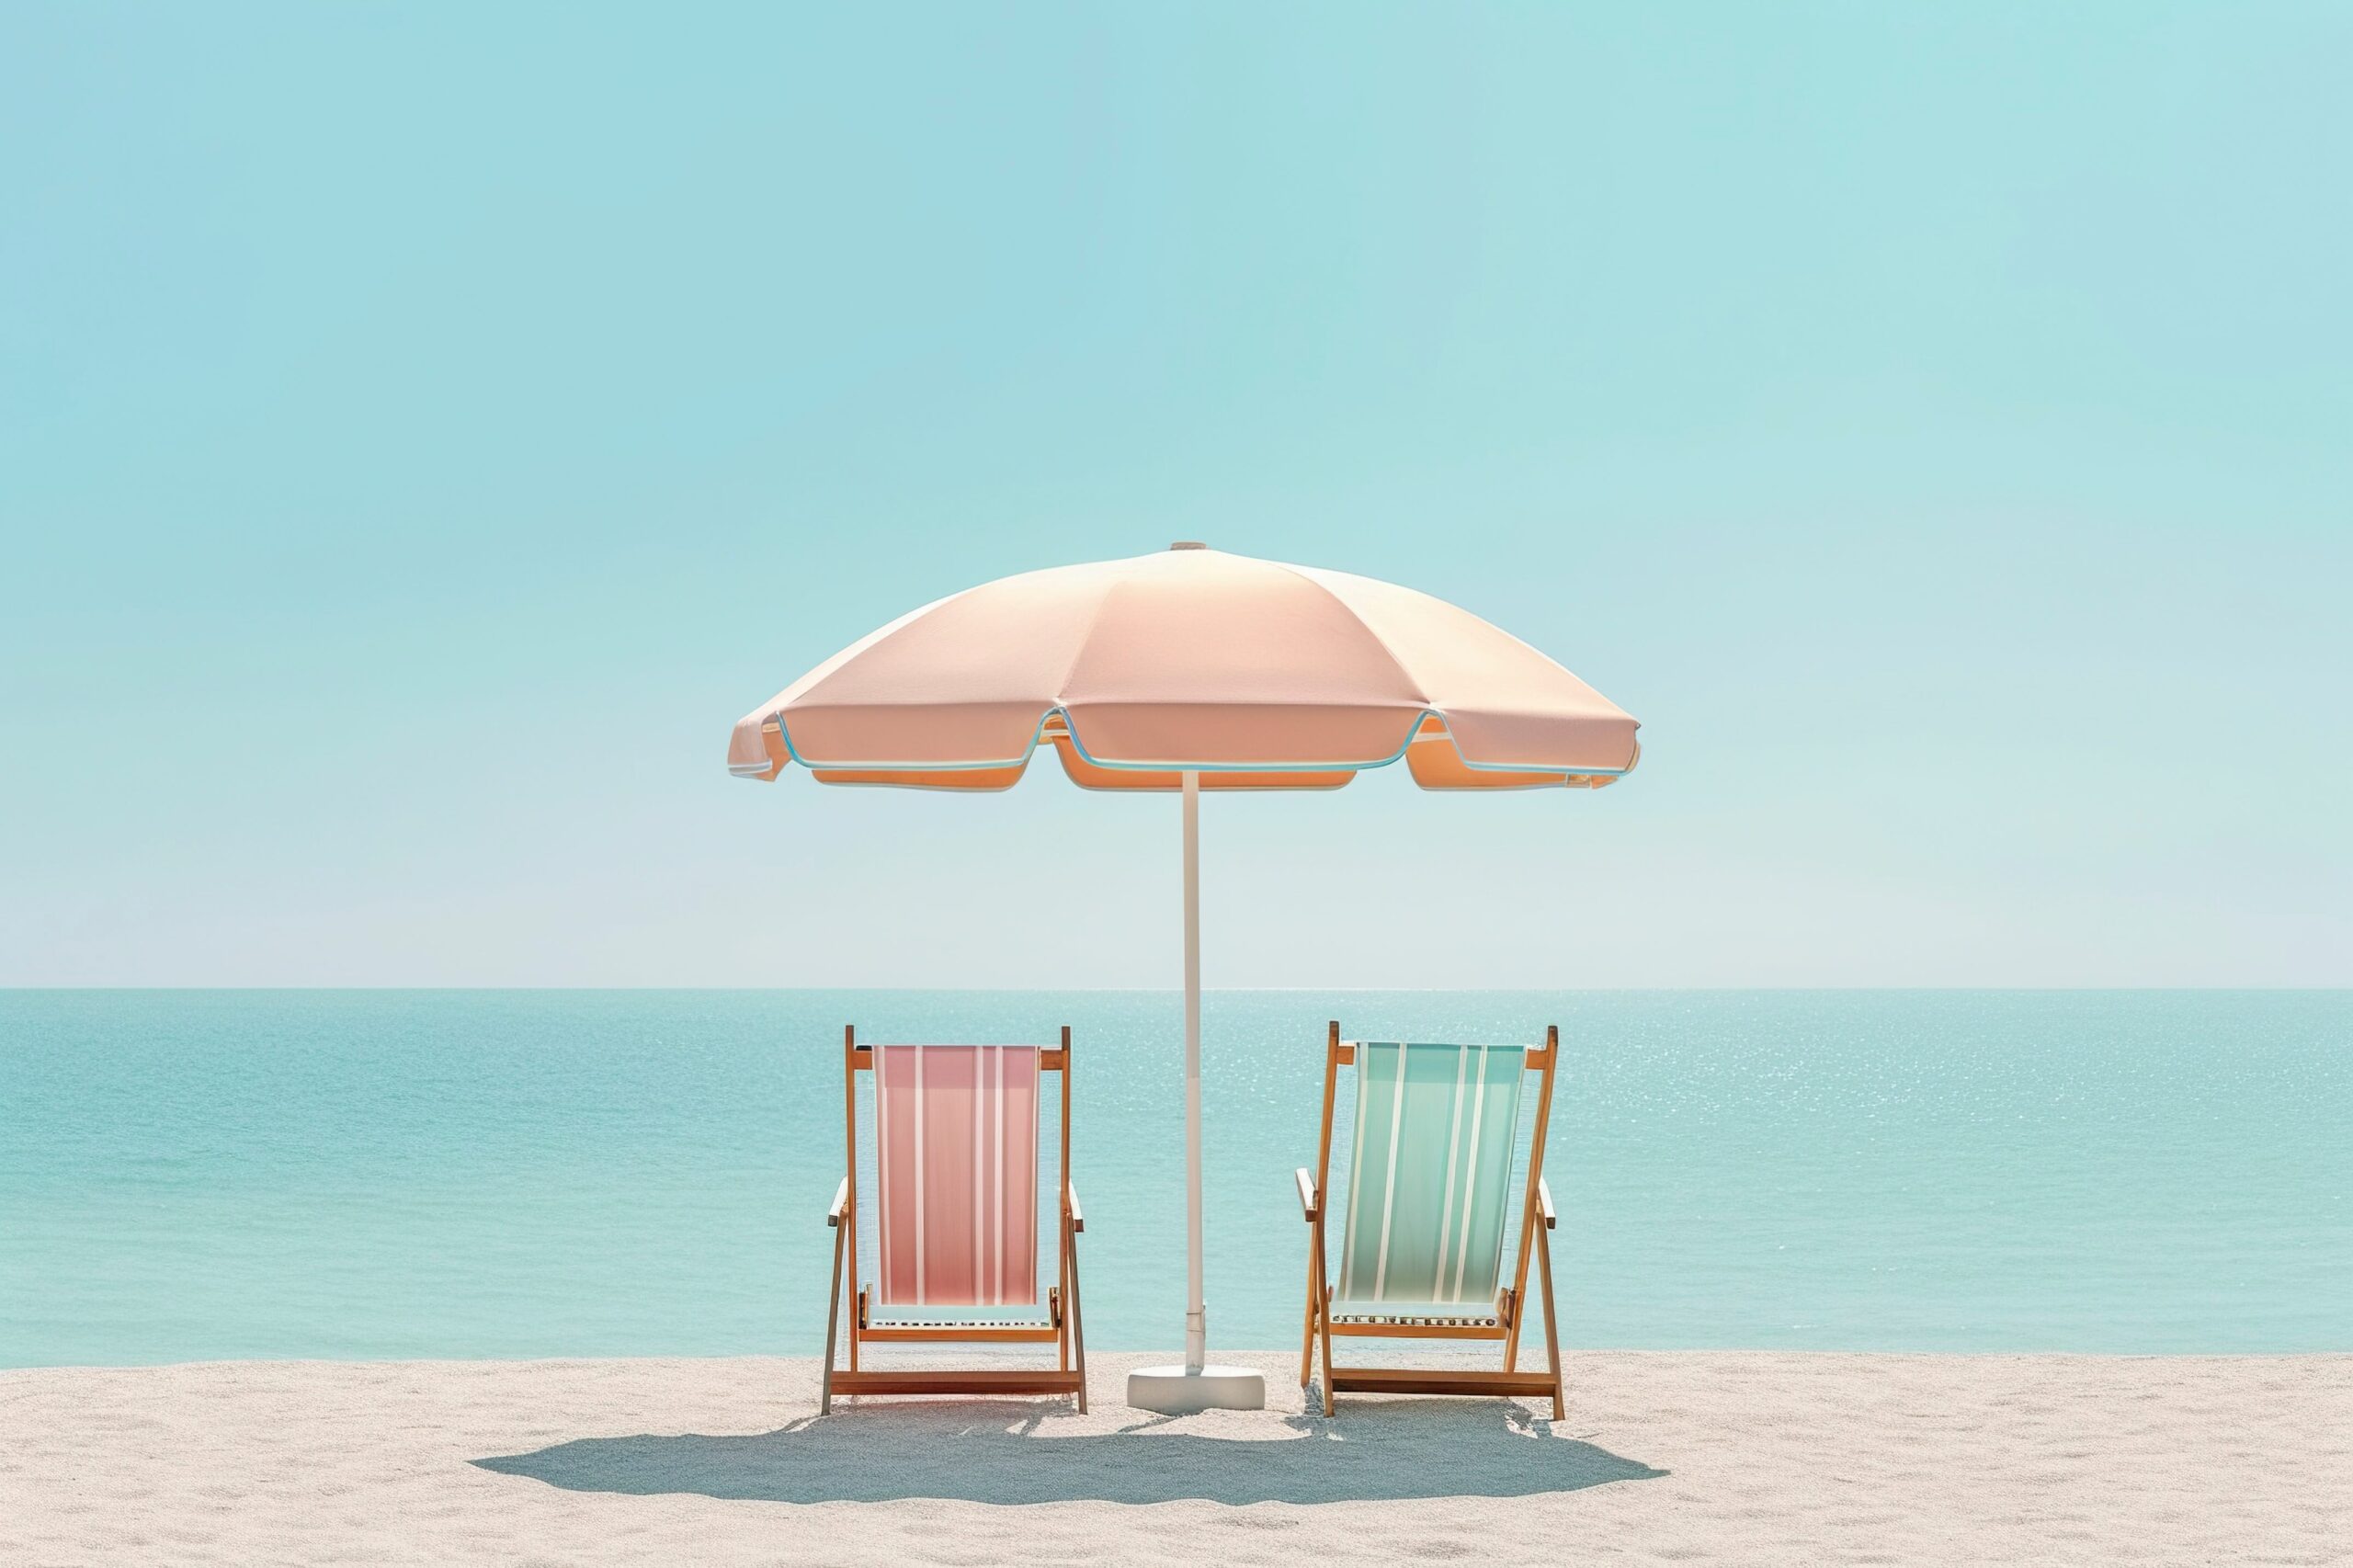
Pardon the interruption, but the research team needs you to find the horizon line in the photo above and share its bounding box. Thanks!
[4,984,2347,995]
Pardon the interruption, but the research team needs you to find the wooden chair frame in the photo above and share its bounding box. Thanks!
[1296,1020,1564,1418]
[822,1024,1087,1413]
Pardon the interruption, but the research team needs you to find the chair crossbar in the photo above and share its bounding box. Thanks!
[867,1317,1054,1330]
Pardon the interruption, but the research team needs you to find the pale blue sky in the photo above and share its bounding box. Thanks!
[3,4,2346,987]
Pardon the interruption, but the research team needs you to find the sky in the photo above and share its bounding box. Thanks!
[2,3,2347,988]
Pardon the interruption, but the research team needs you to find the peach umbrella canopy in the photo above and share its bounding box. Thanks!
[726,544,1640,791]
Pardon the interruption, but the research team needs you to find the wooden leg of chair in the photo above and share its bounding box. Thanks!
[1299,1220,1322,1388]
[1064,1216,1088,1414]
[1317,1280,1336,1418]
[1536,1220,1564,1420]
[821,1218,846,1415]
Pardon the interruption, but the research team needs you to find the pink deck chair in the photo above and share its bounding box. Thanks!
[822,1026,1086,1412]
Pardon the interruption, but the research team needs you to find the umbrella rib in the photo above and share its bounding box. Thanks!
[1256,557,1432,710]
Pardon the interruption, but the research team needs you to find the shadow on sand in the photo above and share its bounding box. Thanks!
[474,1396,1665,1506]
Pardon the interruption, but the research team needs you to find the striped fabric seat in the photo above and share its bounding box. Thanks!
[872,1045,1040,1307]
[1335,1040,1526,1314]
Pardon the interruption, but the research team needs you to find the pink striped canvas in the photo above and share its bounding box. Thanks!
[872,1045,1042,1307]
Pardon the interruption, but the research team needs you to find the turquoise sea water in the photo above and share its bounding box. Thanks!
[2,990,2347,1368]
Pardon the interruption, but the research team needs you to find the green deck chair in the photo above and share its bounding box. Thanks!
[1295,1022,1563,1417]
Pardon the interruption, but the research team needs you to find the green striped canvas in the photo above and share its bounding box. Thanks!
[1336,1041,1527,1311]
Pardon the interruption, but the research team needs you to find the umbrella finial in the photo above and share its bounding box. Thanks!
[1169,540,1207,551]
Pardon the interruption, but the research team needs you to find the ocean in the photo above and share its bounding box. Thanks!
[2,989,2346,1368]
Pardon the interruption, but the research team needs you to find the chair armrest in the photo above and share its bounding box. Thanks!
[827,1177,848,1228]
[1064,1180,1084,1233]
[1295,1167,1319,1221]
[1537,1176,1556,1230]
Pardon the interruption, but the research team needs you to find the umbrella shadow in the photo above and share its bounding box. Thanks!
[474,1396,1665,1506]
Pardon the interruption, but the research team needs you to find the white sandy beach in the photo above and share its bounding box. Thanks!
[3,1349,2347,1566]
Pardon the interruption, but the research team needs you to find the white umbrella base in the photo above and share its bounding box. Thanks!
[1126,1365,1267,1415]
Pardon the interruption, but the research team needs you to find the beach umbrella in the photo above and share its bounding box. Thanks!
[727,543,1640,1412]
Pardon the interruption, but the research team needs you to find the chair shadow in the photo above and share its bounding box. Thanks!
[474,1394,1665,1506]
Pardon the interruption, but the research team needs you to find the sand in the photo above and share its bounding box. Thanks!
[4,1349,2347,1565]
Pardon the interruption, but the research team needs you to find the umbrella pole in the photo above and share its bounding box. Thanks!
[1126,771,1263,1413]
[1182,768,1205,1376]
